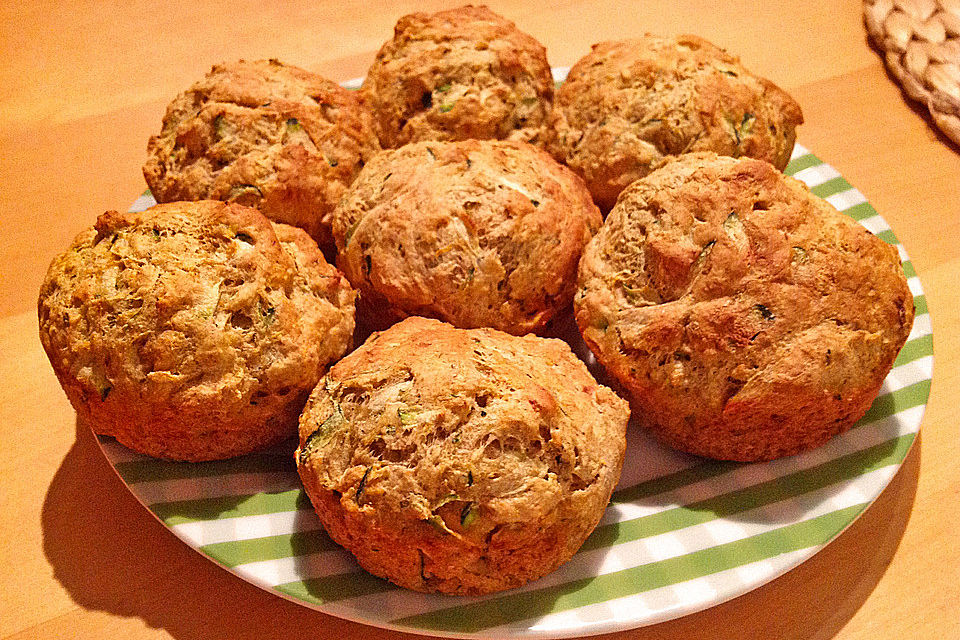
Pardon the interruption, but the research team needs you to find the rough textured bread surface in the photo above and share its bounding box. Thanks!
[332,139,601,335]
[143,59,380,251]
[548,35,804,211]
[361,5,554,147]
[38,201,356,461]
[296,317,629,595]
[576,154,914,461]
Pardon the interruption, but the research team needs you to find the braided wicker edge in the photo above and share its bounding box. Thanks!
[864,0,960,145]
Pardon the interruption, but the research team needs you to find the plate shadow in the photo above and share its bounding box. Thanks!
[40,417,418,639]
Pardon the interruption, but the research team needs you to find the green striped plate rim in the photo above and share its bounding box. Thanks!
[110,126,932,637]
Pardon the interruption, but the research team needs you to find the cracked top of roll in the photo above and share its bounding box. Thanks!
[295,316,629,594]
[548,35,803,211]
[38,200,356,460]
[575,153,913,461]
[143,59,380,251]
[332,139,601,335]
[360,5,554,147]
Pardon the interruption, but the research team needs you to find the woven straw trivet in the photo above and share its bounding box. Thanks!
[864,0,960,145]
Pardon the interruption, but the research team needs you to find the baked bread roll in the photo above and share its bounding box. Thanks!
[143,59,380,252]
[296,316,629,594]
[548,35,803,211]
[332,139,601,334]
[361,5,554,147]
[575,154,913,461]
[38,201,356,461]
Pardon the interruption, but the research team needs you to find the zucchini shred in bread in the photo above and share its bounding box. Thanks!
[332,139,601,335]
[361,5,554,147]
[296,317,629,595]
[38,201,356,461]
[575,154,913,461]
[548,35,803,211]
[143,59,380,252]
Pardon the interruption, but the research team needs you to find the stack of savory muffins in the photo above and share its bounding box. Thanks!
[37,5,913,596]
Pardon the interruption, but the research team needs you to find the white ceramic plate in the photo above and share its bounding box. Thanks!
[106,127,932,638]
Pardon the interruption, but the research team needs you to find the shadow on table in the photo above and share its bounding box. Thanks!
[40,417,416,639]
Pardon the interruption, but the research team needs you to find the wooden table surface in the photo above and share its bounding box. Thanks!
[1,1,957,638]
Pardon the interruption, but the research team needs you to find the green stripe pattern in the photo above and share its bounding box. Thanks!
[202,529,338,567]
[104,146,931,637]
[397,504,870,632]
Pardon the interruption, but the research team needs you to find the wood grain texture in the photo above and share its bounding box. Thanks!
[1,1,957,638]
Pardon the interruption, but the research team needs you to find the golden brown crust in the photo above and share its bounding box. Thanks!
[143,59,380,251]
[548,35,804,211]
[296,317,629,594]
[361,5,554,147]
[38,201,356,461]
[575,154,914,461]
[332,139,601,335]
